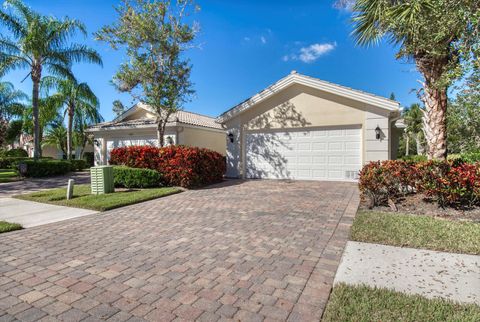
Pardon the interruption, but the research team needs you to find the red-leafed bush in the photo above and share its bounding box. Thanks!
[415,161,480,207]
[109,145,225,188]
[359,159,480,208]
[358,160,416,207]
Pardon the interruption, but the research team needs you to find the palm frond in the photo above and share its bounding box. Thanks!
[53,44,103,67]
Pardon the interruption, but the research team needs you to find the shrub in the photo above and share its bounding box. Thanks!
[83,152,94,166]
[4,148,28,157]
[113,166,161,188]
[448,152,480,164]
[358,160,416,207]
[401,154,428,163]
[359,160,480,208]
[70,159,87,172]
[14,160,71,177]
[109,145,226,188]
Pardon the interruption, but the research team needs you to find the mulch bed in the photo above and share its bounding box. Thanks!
[360,194,480,223]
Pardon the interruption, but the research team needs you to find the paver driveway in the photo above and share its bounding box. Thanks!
[0,180,359,322]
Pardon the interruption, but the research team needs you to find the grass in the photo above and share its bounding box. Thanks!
[351,210,480,255]
[322,283,480,322]
[0,221,22,233]
[0,169,21,183]
[15,184,182,211]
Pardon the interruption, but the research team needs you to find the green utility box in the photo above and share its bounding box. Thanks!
[90,166,115,195]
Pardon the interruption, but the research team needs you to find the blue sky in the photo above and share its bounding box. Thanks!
[3,0,422,122]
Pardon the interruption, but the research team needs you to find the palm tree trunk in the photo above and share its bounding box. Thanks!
[67,104,74,160]
[31,66,42,160]
[416,131,424,155]
[422,85,447,160]
[405,133,410,156]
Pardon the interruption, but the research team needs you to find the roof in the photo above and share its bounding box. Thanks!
[217,71,401,123]
[88,106,223,131]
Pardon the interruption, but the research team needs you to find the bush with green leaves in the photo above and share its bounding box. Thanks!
[14,160,71,177]
[113,166,161,188]
[69,159,87,171]
[83,152,94,166]
[4,148,28,157]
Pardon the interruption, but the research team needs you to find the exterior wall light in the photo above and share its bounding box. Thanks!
[93,139,100,147]
[375,126,381,140]
[166,136,174,145]
[227,132,234,143]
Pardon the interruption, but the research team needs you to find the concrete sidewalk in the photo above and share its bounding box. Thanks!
[0,198,97,228]
[335,241,480,305]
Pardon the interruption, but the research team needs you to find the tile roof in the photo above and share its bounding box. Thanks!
[88,110,223,131]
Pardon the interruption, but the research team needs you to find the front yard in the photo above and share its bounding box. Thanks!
[0,169,20,183]
[351,210,480,255]
[323,283,480,322]
[15,184,182,211]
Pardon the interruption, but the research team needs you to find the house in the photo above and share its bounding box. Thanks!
[217,71,405,181]
[87,103,226,165]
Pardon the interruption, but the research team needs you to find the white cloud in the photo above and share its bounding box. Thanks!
[244,36,251,41]
[260,36,267,44]
[284,42,336,63]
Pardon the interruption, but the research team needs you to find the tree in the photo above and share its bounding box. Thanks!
[96,0,197,147]
[43,124,67,158]
[351,0,480,159]
[0,81,26,146]
[50,78,99,160]
[447,72,480,153]
[73,97,103,159]
[0,0,102,159]
[112,100,126,117]
[5,119,23,145]
[404,103,425,155]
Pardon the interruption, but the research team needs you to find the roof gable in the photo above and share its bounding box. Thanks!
[217,72,400,123]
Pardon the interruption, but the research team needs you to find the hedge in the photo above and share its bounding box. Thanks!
[70,159,87,172]
[109,145,225,188]
[113,166,161,188]
[0,157,53,169]
[359,160,480,208]
[14,160,72,177]
[4,148,28,157]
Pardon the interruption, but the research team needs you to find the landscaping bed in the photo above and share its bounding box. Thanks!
[323,283,480,322]
[351,210,480,255]
[15,184,182,211]
[0,221,22,234]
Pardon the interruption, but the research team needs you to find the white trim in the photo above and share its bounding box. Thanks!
[217,73,400,123]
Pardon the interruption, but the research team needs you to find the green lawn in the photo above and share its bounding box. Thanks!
[0,221,22,233]
[322,283,480,322]
[15,184,182,211]
[0,169,20,183]
[351,210,480,255]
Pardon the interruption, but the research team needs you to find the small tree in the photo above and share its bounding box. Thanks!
[351,0,480,160]
[96,0,197,147]
[112,100,126,117]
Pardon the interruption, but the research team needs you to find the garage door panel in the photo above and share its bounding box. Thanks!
[246,127,361,181]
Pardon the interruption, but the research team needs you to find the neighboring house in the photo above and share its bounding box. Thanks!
[87,103,226,166]
[15,134,93,160]
[217,71,405,181]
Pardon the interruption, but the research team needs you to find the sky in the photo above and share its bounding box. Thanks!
[2,0,422,123]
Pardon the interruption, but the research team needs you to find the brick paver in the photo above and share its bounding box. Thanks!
[0,180,359,321]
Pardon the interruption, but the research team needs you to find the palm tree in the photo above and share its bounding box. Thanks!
[404,104,425,155]
[72,93,103,159]
[43,124,67,158]
[0,81,26,121]
[351,0,480,159]
[0,0,102,159]
[0,81,26,146]
[51,78,100,160]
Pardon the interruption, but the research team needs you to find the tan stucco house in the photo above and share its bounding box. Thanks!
[88,103,226,165]
[217,71,404,181]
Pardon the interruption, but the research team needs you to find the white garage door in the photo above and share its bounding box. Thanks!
[245,127,362,181]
